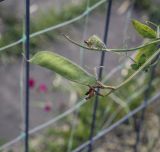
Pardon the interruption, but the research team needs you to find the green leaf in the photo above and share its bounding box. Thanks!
[131,64,139,70]
[135,43,158,63]
[131,42,158,71]
[30,51,96,86]
[138,54,146,65]
[132,19,156,39]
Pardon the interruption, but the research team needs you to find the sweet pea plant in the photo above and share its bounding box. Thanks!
[28,19,160,152]
[29,20,160,100]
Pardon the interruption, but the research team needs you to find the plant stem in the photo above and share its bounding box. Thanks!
[101,48,160,96]
[115,48,160,89]
[64,34,160,52]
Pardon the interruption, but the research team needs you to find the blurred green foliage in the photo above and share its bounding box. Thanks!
[134,0,151,10]
[29,64,160,152]
[0,0,101,59]
[0,0,159,150]
[134,0,160,24]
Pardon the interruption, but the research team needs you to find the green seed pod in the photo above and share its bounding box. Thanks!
[30,51,97,86]
[132,19,156,39]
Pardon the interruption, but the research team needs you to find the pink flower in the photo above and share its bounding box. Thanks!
[39,83,48,93]
[29,78,35,88]
[44,101,52,112]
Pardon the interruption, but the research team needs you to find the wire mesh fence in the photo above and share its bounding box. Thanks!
[0,0,160,152]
